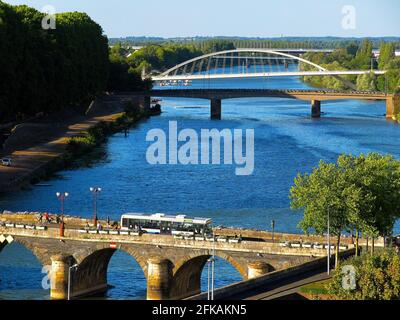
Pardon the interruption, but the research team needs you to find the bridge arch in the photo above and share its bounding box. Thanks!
[3,237,51,266]
[169,251,247,300]
[157,48,327,79]
[71,244,148,298]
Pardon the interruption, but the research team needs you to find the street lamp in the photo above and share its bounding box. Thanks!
[56,192,69,221]
[67,264,78,301]
[327,207,331,276]
[207,227,216,301]
[90,187,102,227]
[271,220,276,243]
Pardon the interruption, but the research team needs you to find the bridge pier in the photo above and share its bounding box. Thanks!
[50,254,73,300]
[210,98,222,120]
[311,100,321,118]
[386,96,400,119]
[247,261,272,279]
[147,258,173,300]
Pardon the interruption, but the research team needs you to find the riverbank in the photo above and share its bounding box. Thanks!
[0,98,150,194]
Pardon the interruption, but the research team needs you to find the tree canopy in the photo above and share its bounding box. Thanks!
[328,249,400,300]
[0,1,109,122]
[290,153,400,263]
[301,39,400,92]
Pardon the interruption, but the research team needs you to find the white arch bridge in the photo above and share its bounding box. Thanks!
[151,49,386,82]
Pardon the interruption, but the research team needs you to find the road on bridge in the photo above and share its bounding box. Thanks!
[221,264,331,300]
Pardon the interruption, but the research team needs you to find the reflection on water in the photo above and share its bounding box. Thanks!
[1,76,400,299]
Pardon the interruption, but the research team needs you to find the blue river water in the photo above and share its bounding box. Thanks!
[1,76,400,300]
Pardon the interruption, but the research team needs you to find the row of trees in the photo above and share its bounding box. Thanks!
[110,39,237,77]
[300,39,400,92]
[0,1,110,123]
[107,44,152,92]
[110,36,400,51]
[290,153,400,267]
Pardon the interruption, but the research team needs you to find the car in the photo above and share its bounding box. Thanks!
[1,158,12,167]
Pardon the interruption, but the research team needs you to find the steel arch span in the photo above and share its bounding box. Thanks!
[151,48,385,82]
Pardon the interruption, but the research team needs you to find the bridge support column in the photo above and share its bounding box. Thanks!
[50,254,73,300]
[210,99,222,120]
[147,258,172,300]
[311,100,321,118]
[247,261,271,279]
[386,96,400,119]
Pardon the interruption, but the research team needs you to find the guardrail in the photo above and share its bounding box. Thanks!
[279,241,349,251]
[0,222,47,231]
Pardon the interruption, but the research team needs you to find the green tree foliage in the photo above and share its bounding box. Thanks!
[290,153,400,264]
[378,42,396,70]
[337,154,400,244]
[328,249,400,300]
[107,43,152,91]
[127,44,202,73]
[353,39,373,70]
[200,39,235,54]
[290,160,351,266]
[0,1,109,122]
[356,72,377,91]
[301,39,400,92]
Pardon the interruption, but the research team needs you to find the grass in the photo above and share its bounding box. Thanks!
[299,279,331,296]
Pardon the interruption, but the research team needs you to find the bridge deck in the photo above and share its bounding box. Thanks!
[0,212,382,256]
[116,89,390,101]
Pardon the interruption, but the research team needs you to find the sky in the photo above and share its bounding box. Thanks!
[4,0,400,38]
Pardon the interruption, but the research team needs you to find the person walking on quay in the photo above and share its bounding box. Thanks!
[107,216,111,228]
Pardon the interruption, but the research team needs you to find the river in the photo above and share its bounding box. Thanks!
[1,76,400,300]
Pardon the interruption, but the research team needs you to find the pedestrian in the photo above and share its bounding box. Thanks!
[44,212,50,223]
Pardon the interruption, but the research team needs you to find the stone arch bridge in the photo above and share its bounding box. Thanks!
[0,216,330,300]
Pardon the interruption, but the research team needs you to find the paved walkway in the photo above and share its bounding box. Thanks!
[0,111,123,193]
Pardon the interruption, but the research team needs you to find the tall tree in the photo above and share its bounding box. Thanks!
[290,161,351,267]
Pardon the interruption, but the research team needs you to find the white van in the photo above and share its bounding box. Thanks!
[1,158,12,167]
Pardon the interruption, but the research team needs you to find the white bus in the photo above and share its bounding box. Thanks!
[120,213,212,236]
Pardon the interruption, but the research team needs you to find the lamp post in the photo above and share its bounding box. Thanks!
[327,207,331,276]
[67,264,78,301]
[90,187,102,227]
[271,220,276,244]
[56,192,69,220]
[56,192,69,237]
[207,227,216,301]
